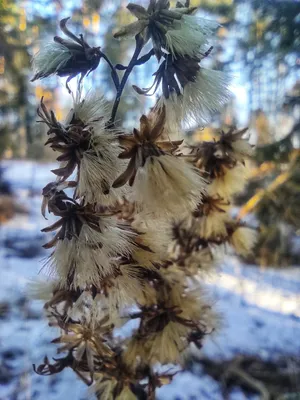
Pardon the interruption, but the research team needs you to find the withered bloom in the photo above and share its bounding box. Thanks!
[31,18,101,90]
[217,127,254,161]
[189,128,252,199]
[41,188,134,288]
[41,189,103,249]
[114,1,217,59]
[112,109,206,215]
[134,51,231,130]
[189,127,253,177]
[134,53,202,98]
[112,109,179,187]
[229,225,258,257]
[192,196,231,240]
[125,281,216,365]
[169,221,214,275]
[38,93,124,205]
[52,314,114,377]
[38,97,92,182]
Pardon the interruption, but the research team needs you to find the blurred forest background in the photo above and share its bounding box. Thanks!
[0,0,300,262]
[0,0,300,265]
[0,2,300,399]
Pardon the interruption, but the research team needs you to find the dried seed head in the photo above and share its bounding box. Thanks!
[31,18,102,89]
[229,226,258,257]
[113,1,198,59]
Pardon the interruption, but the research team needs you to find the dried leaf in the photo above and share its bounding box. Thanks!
[127,3,149,19]
[114,21,148,39]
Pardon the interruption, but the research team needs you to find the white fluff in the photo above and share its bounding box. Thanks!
[166,16,219,57]
[143,288,216,365]
[131,219,171,267]
[92,264,154,319]
[27,277,57,301]
[73,90,110,125]
[232,139,254,160]
[32,42,72,77]
[160,68,231,131]
[49,239,110,288]
[197,211,230,240]
[71,91,128,204]
[131,154,206,216]
[230,227,258,257]
[207,163,250,200]
[77,143,127,206]
[47,218,135,288]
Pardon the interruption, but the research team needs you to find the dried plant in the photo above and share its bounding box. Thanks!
[30,5,256,399]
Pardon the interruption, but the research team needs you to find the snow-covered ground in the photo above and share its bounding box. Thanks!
[0,160,299,400]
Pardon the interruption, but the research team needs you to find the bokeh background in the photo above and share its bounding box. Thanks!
[0,0,300,399]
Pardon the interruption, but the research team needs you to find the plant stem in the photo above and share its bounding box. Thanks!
[109,35,144,126]
[101,52,120,90]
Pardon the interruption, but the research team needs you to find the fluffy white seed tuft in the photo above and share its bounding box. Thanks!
[231,139,255,160]
[230,227,258,257]
[131,219,171,268]
[131,154,206,216]
[70,91,129,204]
[166,16,219,57]
[207,164,250,200]
[160,68,231,131]
[197,212,231,240]
[77,144,128,205]
[73,91,110,125]
[32,42,72,78]
[27,278,58,301]
[47,219,135,289]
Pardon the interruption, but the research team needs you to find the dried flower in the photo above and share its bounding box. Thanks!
[206,163,249,199]
[134,52,231,129]
[52,314,114,377]
[38,93,125,205]
[192,196,231,239]
[31,18,101,90]
[114,1,200,59]
[218,127,254,161]
[189,129,252,199]
[229,226,258,257]
[130,218,171,268]
[41,189,135,288]
[126,282,215,365]
[168,221,214,274]
[113,110,206,215]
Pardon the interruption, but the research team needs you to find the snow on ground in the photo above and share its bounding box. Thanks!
[0,161,299,400]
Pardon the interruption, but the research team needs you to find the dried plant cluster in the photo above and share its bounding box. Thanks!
[30,2,256,399]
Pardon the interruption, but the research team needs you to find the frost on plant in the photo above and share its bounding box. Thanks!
[31,6,256,399]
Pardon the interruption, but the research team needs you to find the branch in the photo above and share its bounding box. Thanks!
[115,49,155,70]
[108,35,145,127]
[101,52,120,90]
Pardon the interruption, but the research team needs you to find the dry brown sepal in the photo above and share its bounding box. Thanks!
[113,0,197,59]
[188,127,253,200]
[31,18,102,89]
[168,221,215,275]
[112,109,181,188]
[113,109,206,216]
[123,270,216,367]
[38,96,125,205]
[41,189,135,289]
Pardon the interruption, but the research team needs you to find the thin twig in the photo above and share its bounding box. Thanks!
[101,52,120,90]
[108,35,144,127]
